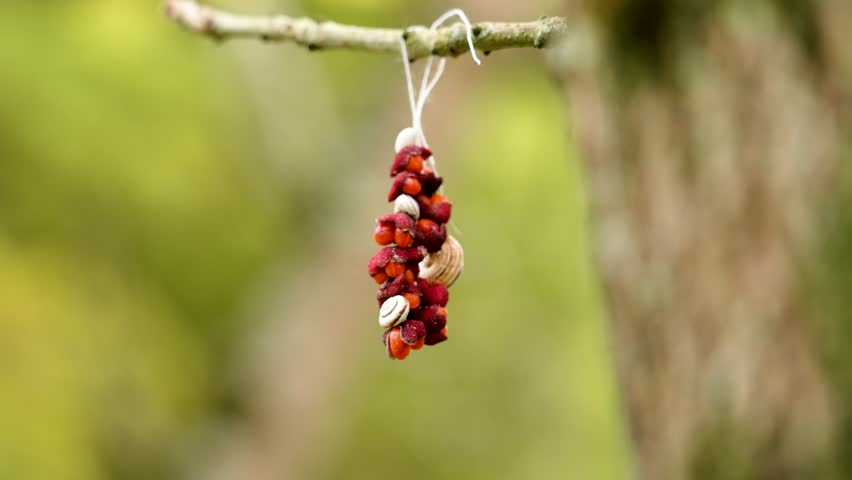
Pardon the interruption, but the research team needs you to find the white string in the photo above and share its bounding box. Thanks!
[413,58,444,148]
[416,57,436,144]
[398,8,481,148]
[429,8,482,64]
[399,38,418,129]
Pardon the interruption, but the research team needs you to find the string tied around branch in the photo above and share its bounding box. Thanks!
[397,8,482,151]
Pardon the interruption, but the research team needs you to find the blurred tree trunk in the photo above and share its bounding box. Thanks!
[559,1,852,478]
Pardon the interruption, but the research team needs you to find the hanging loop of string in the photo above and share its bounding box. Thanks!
[398,8,481,148]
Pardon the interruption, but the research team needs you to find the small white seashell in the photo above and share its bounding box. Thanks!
[379,295,410,328]
[394,127,421,153]
[393,194,420,220]
[419,235,464,286]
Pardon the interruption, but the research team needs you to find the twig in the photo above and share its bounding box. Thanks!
[164,0,568,60]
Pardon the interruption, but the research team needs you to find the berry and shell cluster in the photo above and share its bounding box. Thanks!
[369,143,462,360]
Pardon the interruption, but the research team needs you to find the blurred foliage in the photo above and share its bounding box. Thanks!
[0,1,289,478]
[0,1,629,479]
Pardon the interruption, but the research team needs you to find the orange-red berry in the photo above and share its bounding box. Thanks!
[417,218,439,234]
[374,223,395,245]
[430,194,448,204]
[415,218,446,251]
[402,177,422,195]
[412,337,425,350]
[385,262,405,278]
[404,268,417,284]
[391,146,432,176]
[406,155,424,173]
[388,327,411,360]
[403,292,421,310]
[373,271,389,285]
[394,230,414,248]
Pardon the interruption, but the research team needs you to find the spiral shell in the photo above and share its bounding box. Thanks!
[419,235,464,286]
[394,127,421,153]
[393,194,420,220]
[379,295,410,328]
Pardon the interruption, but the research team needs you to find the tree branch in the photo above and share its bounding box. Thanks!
[164,0,568,60]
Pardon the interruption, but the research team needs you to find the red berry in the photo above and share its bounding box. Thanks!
[415,218,447,252]
[420,306,447,333]
[404,268,417,284]
[424,326,448,346]
[403,292,421,310]
[374,223,395,245]
[394,230,414,248]
[417,218,439,233]
[419,280,449,307]
[391,145,432,176]
[406,155,424,173]
[402,177,422,195]
[388,327,411,360]
[373,271,389,285]
[400,320,427,345]
[385,262,405,278]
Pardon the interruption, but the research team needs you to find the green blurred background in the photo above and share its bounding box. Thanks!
[0,1,631,479]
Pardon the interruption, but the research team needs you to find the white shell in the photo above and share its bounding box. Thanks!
[394,127,421,153]
[419,235,464,287]
[379,295,410,328]
[393,194,420,220]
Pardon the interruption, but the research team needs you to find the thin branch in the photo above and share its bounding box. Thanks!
[164,0,568,60]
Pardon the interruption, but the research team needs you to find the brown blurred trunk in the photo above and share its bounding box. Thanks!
[559,1,851,478]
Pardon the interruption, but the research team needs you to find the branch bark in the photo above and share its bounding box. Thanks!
[164,0,567,60]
